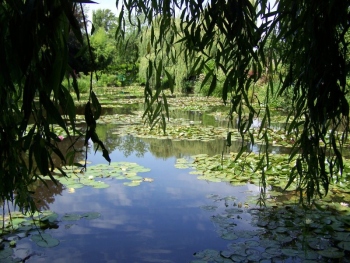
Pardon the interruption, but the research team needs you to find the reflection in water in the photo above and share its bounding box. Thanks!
[98,131,292,160]
[109,135,149,157]
[30,179,64,211]
[13,121,263,262]
[22,136,86,211]
[170,108,232,127]
[14,110,296,262]
[76,103,141,116]
[22,154,258,263]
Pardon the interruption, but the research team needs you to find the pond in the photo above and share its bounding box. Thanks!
[3,134,261,263]
[1,90,350,262]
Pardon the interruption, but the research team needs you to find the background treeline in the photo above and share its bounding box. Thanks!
[73,6,350,111]
[72,8,271,98]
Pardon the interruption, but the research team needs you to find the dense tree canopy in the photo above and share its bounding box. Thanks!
[0,0,109,213]
[116,0,350,203]
[92,8,117,33]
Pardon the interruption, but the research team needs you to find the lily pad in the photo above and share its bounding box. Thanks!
[65,183,84,189]
[265,247,282,256]
[31,233,60,248]
[245,249,261,261]
[318,248,344,259]
[229,254,247,262]
[61,213,81,221]
[40,212,58,223]
[220,232,238,240]
[174,164,189,169]
[333,231,350,241]
[89,181,110,189]
[123,181,141,187]
[81,212,100,220]
[337,241,350,251]
[54,161,151,189]
[0,247,12,259]
[281,248,300,257]
[200,205,218,211]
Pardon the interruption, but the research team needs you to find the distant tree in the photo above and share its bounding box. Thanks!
[92,9,118,33]
[90,27,116,71]
[111,11,142,84]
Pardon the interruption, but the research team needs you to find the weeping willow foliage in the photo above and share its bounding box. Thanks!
[0,0,110,213]
[138,17,204,91]
[116,0,350,204]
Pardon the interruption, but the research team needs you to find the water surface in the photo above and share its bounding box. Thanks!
[20,135,259,263]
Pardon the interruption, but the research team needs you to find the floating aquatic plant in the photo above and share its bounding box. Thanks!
[192,194,350,262]
[52,161,152,190]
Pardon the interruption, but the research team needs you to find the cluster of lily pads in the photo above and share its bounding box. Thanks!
[165,96,224,111]
[78,87,224,112]
[175,152,350,261]
[175,152,350,204]
[78,86,146,103]
[192,194,350,262]
[31,91,339,151]
[122,123,228,141]
[58,89,350,154]
[53,161,153,190]
[0,210,100,262]
[95,113,298,148]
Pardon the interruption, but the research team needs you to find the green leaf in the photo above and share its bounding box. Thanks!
[102,149,111,163]
[207,74,217,96]
[91,91,101,120]
[31,233,60,248]
[162,93,169,120]
[226,132,232,147]
[81,212,100,220]
[23,125,36,151]
[61,85,76,134]
[40,92,67,133]
[84,102,96,128]
[32,138,49,176]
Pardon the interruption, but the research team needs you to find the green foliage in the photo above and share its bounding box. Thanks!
[90,8,139,82]
[0,1,110,213]
[133,16,200,93]
[90,28,116,71]
[92,9,117,33]
[116,0,350,204]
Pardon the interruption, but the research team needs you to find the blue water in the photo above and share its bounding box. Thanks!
[13,135,260,263]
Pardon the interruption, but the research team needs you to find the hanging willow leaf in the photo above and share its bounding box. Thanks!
[207,74,217,96]
[90,91,101,120]
[58,84,76,134]
[226,132,232,147]
[40,92,68,133]
[162,92,169,120]
[85,102,96,129]
[32,138,49,176]
[90,23,95,35]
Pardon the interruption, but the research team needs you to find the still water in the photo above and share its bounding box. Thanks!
[18,134,260,263]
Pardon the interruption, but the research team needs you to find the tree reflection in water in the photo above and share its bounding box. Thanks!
[30,179,64,211]
[30,136,86,211]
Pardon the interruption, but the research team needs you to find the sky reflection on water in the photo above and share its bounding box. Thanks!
[19,135,260,263]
